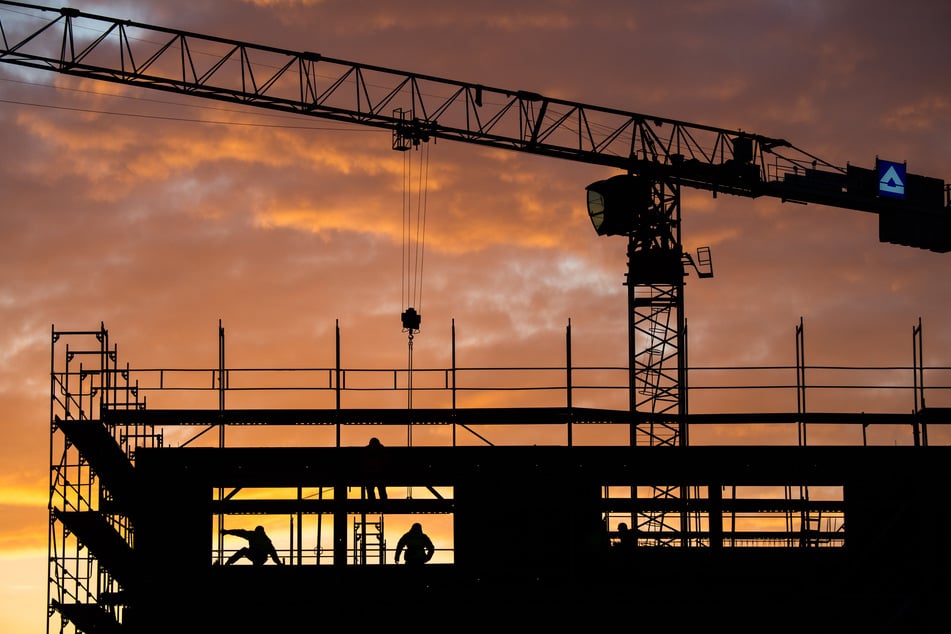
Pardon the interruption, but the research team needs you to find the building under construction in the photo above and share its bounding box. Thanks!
[48,321,950,634]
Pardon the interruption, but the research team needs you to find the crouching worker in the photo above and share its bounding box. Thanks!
[394,522,434,567]
[222,525,283,566]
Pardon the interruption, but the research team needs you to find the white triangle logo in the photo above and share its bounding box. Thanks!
[879,165,905,196]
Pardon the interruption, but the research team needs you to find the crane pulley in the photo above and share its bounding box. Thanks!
[399,126,428,341]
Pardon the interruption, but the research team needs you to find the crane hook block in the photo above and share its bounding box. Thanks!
[401,307,421,331]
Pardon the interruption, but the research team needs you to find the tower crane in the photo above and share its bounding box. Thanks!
[1,1,948,448]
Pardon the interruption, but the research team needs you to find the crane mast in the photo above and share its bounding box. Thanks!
[1,2,949,446]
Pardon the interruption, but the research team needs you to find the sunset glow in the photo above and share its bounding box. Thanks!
[1,1,950,632]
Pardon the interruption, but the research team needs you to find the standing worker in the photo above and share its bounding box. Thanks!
[365,437,388,501]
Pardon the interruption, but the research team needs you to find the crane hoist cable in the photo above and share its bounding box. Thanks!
[401,141,429,335]
[400,141,430,437]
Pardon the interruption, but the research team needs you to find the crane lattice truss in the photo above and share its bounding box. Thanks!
[2,4,814,176]
[2,2,947,216]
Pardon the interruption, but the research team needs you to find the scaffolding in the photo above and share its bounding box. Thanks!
[47,320,951,634]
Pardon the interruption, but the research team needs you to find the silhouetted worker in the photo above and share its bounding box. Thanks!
[395,522,434,567]
[365,437,387,501]
[615,522,636,553]
[221,525,283,566]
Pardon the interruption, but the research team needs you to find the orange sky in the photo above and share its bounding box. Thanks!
[1,1,950,632]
